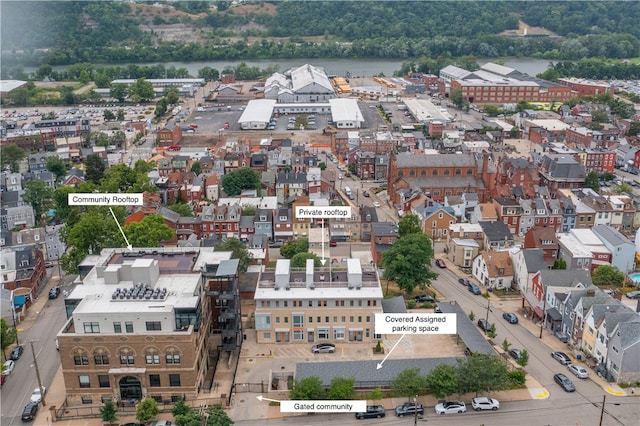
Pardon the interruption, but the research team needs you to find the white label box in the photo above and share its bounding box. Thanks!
[280,400,367,413]
[68,193,144,206]
[375,313,457,335]
[295,206,352,219]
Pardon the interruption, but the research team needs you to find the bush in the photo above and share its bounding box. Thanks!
[407,299,417,309]
[507,370,526,388]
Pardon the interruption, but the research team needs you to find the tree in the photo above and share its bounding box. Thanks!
[45,156,67,180]
[198,66,220,82]
[583,171,600,192]
[1,144,26,172]
[368,387,383,401]
[398,214,422,237]
[280,238,309,259]
[382,233,438,294]
[110,83,128,103]
[168,202,193,217]
[117,109,125,121]
[456,354,509,396]
[214,238,252,274]
[552,258,567,270]
[172,399,201,426]
[103,109,116,121]
[205,404,234,426]
[241,205,256,216]
[628,122,640,137]
[318,161,326,171]
[1,319,17,361]
[85,154,106,184]
[222,167,261,197]
[450,88,468,110]
[190,162,201,176]
[136,398,159,423]
[509,127,519,138]
[291,252,322,267]
[516,349,529,368]
[501,339,511,352]
[392,368,427,399]
[425,364,458,399]
[23,180,53,222]
[99,401,118,424]
[327,377,355,400]
[165,88,179,105]
[125,214,175,247]
[290,376,325,400]
[592,265,625,287]
[612,183,633,195]
[468,311,475,321]
[487,324,497,339]
[129,77,155,102]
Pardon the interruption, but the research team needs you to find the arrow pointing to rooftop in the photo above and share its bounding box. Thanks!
[320,218,327,265]
[256,395,281,403]
[109,207,133,251]
[376,334,406,370]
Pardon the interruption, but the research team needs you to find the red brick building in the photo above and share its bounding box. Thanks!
[556,78,613,98]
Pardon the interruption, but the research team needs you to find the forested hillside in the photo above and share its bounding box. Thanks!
[1,1,638,67]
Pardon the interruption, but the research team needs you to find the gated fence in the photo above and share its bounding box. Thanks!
[232,382,268,393]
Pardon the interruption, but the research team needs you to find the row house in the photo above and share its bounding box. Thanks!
[238,216,255,242]
[159,207,201,242]
[494,157,539,200]
[273,208,294,242]
[292,196,312,240]
[254,209,274,241]
[479,221,514,250]
[200,204,242,240]
[360,131,402,154]
[388,152,496,205]
[606,319,640,384]
[581,193,613,228]
[523,227,559,265]
[528,269,592,325]
[355,152,376,180]
[446,223,483,268]
[605,195,635,231]
[569,228,612,272]
[472,250,514,290]
[332,133,351,161]
[518,199,535,236]
[370,222,399,265]
[250,153,269,172]
[572,198,596,229]
[157,125,182,146]
[560,197,577,232]
[582,303,634,365]
[276,171,307,205]
[574,149,616,175]
[307,167,322,195]
[180,177,204,205]
[537,154,586,194]
[359,207,379,242]
[557,232,593,271]
[510,248,548,295]
[411,202,456,240]
[492,197,521,235]
[0,245,46,294]
[614,144,638,169]
[591,225,636,274]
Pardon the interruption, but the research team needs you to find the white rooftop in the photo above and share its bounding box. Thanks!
[557,233,594,258]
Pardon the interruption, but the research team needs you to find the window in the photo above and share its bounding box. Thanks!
[432,170,438,176]
[98,375,110,388]
[146,353,160,364]
[79,375,90,388]
[120,353,134,365]
[149,375,161,387]
[81,397,93,404]
[169,374,181,387]
[166,353,181,364]
[318,328,330,340]
[83,322,100,333]
[125,322,133,333]
[145,321,162,331]
[333,327,345,340]
[74,355,89,366]
[113,322,122,333]
[94,354,109,365]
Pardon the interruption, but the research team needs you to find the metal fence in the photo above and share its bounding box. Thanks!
[233,382,268,393]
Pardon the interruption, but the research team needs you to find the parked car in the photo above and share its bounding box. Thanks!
[551,351,571,365]
[30,386,46,404]
[355,405,386,419]
[555,330,569,343]
[9,345,24,360]
[2,360,15,376]
[49,287,61,299]
[508,349,522,360]
[395,402,423,417]
[502,312,518,324]
[468,283,481,295]
[435,259,446,268]
[149,421,173,426]
[567,364,589,379]
[471,397,500,411]
[554,373,576,392]
[268,241,283,248]
[477,318,491,332]
[434,400,466,415]
[329,241,337,247]
[311,343,336,354]
[21,402,39,422]
[362,191,370,197]
[414,295,435,303]
[458,278,470,286]
[626,290,640,299]
[373,201,381,208]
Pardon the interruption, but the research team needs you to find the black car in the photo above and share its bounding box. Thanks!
[21,402,39,422]
[477,318,491,331]
[9,345,24,360]
[554,373,576,392]
[414,295,435,303]
[355,405,385,419]
[268,241,283,248]
[48,287,61,299]
[458,278,470,286]
[395,402,424,417]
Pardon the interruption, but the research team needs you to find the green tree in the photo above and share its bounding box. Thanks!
[110,83,128,103]
[327,377,355,400]
[79,69,91,85]
[280,238,309,259]
[103,109,116,121]
[487,323,497,339]
[1,144,26,172]
[45,156,67,180]
[173,399,201,426]
[502,339,511,352]
[516,349,529,368]
[22,180,53,222]
[450,88,468,110]
[241,205,256,216]
[290,376,325,400]
[425,364,458,399]
[507,370,526,387]
[125,214,174,247]
[85,154,106,184]
[136,398,159,423]
[1,319,17,361]
[155,98,168,117]
[205,404,234,426]
[509,127,519,138]
[456,354,509,396]
[583,171,600,192]
[628,122,640,137]
[168,202,193,217]
[165,88,179,105]
[398,214,422,237]
[318,161,326,171]
[612,183,633,195]
[222,167,261,197]
[382,233,438,294]
[592,265,625,287]
[552,258,567,270]
[129,77,155,102]
[172,398,191,417]
[198,66,220,82]
[214,238,252,274]
[392,368,427,399]
[469,311,475,321]
[290,252,322,268]
[117,109,125,121]
[368,387,383,401]
[190,162,201,175]
[99,401,118,424]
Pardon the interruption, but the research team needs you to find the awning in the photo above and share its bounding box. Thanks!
[275,328,289,332]
[547,307,562,321]
[534,306,544,319]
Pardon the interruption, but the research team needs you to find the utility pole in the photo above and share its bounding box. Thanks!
[598,394,606,426]
[29,341,46,406]
[485,297,491,335]
[12,306,20,345]
[414,394,418,426]
[539,292,547,339]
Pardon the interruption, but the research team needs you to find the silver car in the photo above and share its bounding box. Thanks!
[567,363,589,379]
[311,343,336,353]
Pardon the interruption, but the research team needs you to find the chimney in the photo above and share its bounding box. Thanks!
[587,288,596,297]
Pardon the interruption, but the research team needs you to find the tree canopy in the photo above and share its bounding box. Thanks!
[136,398,159,423]
[125,214,174,247]
[382,233,438,294]
[392,368,427,398]
[280,238,309,259]
[1,319,17,360]
[290,252,322,268]
[214,238,252,274]
[22,180,53,222]
[456,354,509,396]
[290,376,325,400]
[398,214,422,237]
[425,364,458,399]
[221,167,261,197]
[1,144,26,173]
[592,265,625,287]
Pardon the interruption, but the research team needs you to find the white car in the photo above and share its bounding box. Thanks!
[471,397,500,411]
[434,400,466,415]
[31,386,46,404]
[567,363,589,379]
[373,201,381,207]
[2,360,15,376]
